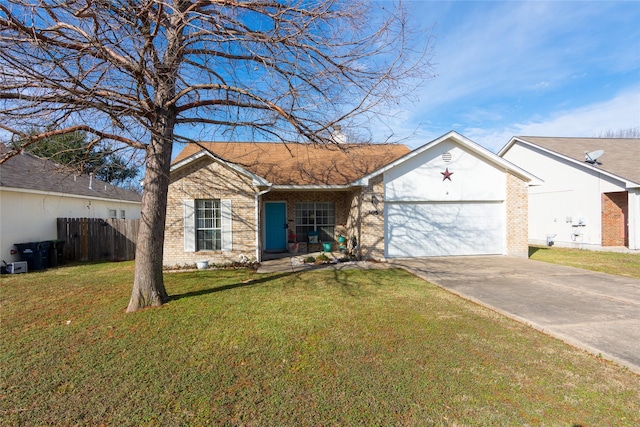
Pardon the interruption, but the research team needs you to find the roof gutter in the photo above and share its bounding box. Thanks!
[0,186,142,204]
[270,184,356,191]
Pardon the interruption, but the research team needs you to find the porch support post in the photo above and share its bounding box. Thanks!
[255,188,271,262]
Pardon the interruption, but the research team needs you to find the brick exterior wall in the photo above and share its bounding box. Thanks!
[164,158,258,267]
[165,156,379,265]
[505,172,529,258]
[346,175,385,260]
[166,159,527,264]
[601,191,628,247]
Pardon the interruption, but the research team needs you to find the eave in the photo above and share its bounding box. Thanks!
[170,150,271,187]
[354,131,543,186]
[500,137,640,189]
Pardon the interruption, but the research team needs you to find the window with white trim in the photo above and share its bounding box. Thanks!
[295,202,335,242]
[183,199,232,252]
[196,199,221,250]
[108,209,117,219]
[120,210,126,219]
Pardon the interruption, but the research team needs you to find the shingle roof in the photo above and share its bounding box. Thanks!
[172,142,411,186]
[0,145,142,202]
[516,136,640,185]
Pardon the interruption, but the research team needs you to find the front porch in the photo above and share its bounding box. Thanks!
[258,176,386,262]
[260,189,358,259]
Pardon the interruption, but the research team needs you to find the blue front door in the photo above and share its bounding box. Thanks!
[265,202,287,251]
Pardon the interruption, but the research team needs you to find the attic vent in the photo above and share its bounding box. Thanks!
[442,152,452,163]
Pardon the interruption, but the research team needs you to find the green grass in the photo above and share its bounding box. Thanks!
[529,246,640,279]
[2,262,639,426]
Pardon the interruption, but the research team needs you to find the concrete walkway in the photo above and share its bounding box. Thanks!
[259,254,640,373]
[257,252,388,273]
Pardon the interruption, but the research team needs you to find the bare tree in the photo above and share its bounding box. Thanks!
[597,128,640,138]
[0,0,433,312]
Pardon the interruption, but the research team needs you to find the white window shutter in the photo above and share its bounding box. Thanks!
[183,199,196,252]
[221,199,232,251]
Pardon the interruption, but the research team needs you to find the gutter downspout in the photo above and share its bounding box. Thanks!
[255,187,272,262]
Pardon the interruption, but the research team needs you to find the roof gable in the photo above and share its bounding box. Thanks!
[355,131,541,186]
[171,142,410,186]
[500,136,640,186]
[0,146,142,202]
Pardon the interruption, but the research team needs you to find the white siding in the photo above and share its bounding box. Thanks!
[385,141,505,202]
[0,188,141,263]
[383,138,507,257]
[502,143,627,249]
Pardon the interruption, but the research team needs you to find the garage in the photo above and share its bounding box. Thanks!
[368,132,537,259]
[385,201,505,257]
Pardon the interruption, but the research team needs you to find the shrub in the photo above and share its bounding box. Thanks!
[316,253,330,262]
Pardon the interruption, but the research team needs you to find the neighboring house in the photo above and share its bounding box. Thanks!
[499,136,640,251]
[164,131,538,266]
[0,146,142,263]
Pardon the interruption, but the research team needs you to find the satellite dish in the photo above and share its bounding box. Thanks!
[585,149,604,164]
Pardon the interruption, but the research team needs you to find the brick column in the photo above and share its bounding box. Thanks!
[505,173,529,257]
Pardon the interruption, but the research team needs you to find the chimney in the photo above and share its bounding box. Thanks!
[89,173,93,190]
[332,125,347,144]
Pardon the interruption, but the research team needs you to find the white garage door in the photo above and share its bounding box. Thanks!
[386,202,505,257]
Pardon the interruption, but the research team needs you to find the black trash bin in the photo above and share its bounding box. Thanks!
[15,241,50,271]
[48,240,65,268]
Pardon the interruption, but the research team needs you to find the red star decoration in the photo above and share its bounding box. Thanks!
[441,168,454,181]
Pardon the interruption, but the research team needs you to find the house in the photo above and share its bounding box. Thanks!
[164,131,539,266]
[0,146,142,264]
[499,136,640,251]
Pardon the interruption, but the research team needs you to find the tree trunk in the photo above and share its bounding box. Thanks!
[126,117,174,312]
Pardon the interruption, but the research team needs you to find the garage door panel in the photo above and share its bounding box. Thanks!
[386,203,504,257]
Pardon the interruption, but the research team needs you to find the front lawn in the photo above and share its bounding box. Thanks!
[529,246,640,279]
[2,262,639,426]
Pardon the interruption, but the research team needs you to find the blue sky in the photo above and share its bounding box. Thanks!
[379,0,640,152]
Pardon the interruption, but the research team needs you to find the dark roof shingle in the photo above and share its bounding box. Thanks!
[517,136,640,185]
[0,146,142,202]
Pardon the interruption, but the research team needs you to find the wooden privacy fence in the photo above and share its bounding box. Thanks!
[57,218,139,262]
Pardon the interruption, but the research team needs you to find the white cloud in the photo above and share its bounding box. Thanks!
[371,2,640,153]
[407,1,640,116]
[413,2,581,110]
[464,86,640,152]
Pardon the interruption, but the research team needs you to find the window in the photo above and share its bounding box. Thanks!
[120,210,126,219]
[295,202,335,242]
[196,199,221,251]
[108,209,117,219]
[184,199,232,253]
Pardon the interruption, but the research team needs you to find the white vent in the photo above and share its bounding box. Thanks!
[442,152,452,163]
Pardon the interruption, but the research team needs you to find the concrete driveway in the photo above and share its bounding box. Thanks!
[387,256,640,374]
